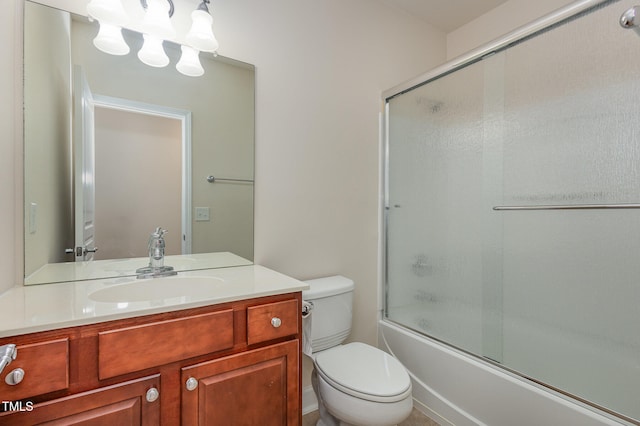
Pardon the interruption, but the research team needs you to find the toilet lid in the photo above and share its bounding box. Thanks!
[314,342,411,402]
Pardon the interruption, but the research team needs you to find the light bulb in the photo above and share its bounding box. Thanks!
[93,22,130,56]
[142,0,176,40]
[185,9,219,52]
[86,0,128,25]
[176,45,204,77]
[138,34,169,67]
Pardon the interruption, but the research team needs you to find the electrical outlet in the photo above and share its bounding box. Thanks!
[195,207,210,222]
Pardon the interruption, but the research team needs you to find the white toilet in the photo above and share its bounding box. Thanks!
[303,276,413,426]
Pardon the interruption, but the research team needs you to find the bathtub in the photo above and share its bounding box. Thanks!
[378,320,631,426]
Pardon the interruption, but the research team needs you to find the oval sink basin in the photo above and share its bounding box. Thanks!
[89,276,227,303]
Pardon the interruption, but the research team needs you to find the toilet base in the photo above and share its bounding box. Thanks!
[311,368,413,426]
[312,369,341,426]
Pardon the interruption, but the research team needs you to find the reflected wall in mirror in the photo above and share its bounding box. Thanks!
[24,1,255,285]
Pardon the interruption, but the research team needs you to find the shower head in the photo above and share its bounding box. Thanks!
[620,6,640,36]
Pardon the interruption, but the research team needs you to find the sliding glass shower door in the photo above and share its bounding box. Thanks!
[385,0,640,421]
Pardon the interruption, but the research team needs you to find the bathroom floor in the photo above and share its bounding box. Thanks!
[302,408,440,426]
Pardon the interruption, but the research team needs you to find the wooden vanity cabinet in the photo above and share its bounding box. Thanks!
[0,292,302,425]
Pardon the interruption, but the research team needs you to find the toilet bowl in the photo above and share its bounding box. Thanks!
[303,276,413,426]
[311,342,413,426]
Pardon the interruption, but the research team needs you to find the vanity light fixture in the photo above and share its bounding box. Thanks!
[138,33,171,67]
[176,45,204,76]
[93,21,130,55]
[86,0,130,55]
[185,0,219,52]
[86,0,219,77]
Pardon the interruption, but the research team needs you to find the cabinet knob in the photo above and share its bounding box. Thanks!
[271,317,282,328]
[146,387,159,403]
[185,377,198,391]
[5,368,24,386]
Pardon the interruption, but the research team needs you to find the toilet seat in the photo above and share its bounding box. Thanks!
[314,342,411,403]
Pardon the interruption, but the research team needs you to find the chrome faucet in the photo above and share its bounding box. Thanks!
[149,227,168,268]
[136,227,178,279]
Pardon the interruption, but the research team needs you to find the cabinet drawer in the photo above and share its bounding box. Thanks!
[98,309,234,379]
[0,338,69,401]
[0,374,160,425]
[247,299,299,346]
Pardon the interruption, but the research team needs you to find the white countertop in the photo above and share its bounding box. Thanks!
[0,265,309,338]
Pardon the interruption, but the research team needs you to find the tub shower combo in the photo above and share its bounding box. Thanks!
[381,0,640,425]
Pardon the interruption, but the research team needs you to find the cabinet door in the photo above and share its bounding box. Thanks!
[0,338,69,402]
[182,340,299,426]
[0,375,160,425]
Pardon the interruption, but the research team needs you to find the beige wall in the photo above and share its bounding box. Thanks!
[1,1,22,293]
[208,0,447,389]
[447,0,576,59]
[94,108,182,260]
[215,0,445,343]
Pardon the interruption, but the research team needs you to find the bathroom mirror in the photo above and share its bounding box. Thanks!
[23,0,254,285]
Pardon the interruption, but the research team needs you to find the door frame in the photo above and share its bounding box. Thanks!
[72,66,97,261]
[92,94,193,255]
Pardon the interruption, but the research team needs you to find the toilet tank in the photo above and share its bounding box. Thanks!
[303,276,354,353]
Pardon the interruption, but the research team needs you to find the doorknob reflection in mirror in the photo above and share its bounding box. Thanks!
[65,247,99,257]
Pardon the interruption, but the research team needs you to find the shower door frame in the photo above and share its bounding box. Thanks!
[381,0,611,103]
[380,0,637,424]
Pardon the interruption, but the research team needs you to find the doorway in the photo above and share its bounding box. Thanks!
[92,95,192,260]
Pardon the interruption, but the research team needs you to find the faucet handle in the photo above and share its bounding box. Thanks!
[147,228,167,252]
[152,227,168,238]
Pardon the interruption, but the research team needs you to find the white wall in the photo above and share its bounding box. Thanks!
[447,0,576,60]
